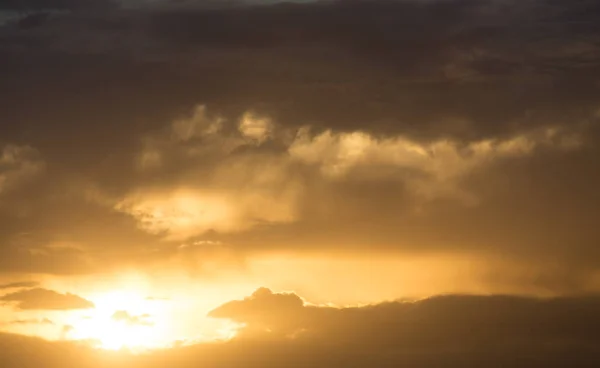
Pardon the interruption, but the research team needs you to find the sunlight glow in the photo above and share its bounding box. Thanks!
[68,290,171,351]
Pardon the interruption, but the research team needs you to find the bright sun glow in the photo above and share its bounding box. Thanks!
[68,290,172,351]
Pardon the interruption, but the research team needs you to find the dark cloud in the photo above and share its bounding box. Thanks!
[0,281,39,289]
[208,288,600,360]
[2,289,600,367]
[0,0,597,287]
[0,288,94,310]
[1,0,598,363]
[2,0,598,140]
[0,0,117,11]
[209,287,305,336]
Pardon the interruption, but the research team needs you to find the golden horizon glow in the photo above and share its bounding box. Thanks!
[66,290,170,350]
[3,253,597,349]
[54,280,246,351]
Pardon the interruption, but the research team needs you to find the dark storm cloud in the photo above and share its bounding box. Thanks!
[0,0,598,280]
[0,288,94,310]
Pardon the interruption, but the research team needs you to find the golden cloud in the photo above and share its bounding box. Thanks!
[119,106,584,239]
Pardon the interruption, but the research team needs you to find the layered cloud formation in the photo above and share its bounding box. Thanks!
[1,288,600,367]
[0,0,598,288]
[0,0,599,359]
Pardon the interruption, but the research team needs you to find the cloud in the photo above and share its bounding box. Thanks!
[116,106,303,240]
[209,287,305,336]
[1,289,600,367]
[0,288,94,310]
[288,124,582,203]
[0,0,598,281]
[6,318,54,325]
[145,296,169,301]
[210,288,600,348]
[117,104,586,241]
[0,0,599,362]
[116,182,301,240]
[0,281,39,290]
[0,145,44,196]
[111,310,153,326]
[0,0,118,11]
[238,112,274,145]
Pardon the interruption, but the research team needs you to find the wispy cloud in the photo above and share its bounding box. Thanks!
[0,288,94,310]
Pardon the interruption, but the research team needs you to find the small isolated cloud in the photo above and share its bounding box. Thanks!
[171,105,224,143]
[8,318,54,325]
[0,288,94,310]
[0,281,39,290]
[145,296,169,301]
[178,240,222,250]
[111,310,153,326]
[60,324,74,340]
[238,112,274,145]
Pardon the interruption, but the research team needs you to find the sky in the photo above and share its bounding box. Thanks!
[0,0,600,366]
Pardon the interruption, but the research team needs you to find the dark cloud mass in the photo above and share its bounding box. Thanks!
[209,288,600,345]
[0,288,95,310]
[0,0,117,11]
[0,1,599,361]
[2,289,600,367]
[0,0,597,280]
[2,1,600,364]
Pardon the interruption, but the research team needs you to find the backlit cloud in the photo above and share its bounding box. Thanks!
[0,145,44,196]
[111,310,153,326]
[0,0,599,355]
[238,112,274,145]
[118,106,586,240]
[0,288,94,310]
[6,318,54,325]
[210,287,600,346]
[288,125,582,203]
[0,281,39,290]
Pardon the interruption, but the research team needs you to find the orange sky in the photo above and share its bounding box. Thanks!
[1,0,600,364]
